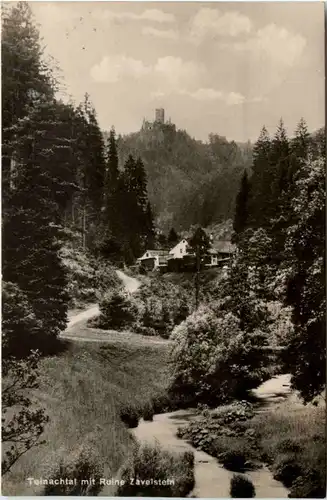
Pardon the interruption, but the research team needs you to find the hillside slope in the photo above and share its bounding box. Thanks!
[106,122,252,232]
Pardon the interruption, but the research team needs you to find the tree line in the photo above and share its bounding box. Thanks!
[2,2,155,356]
[1,2,154,474]
[232,119,325,402]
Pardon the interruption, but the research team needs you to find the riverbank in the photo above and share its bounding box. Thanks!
[132,374,325,498]
[2,328,170,496]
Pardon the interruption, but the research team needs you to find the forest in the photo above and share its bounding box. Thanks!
[2,2,325,498]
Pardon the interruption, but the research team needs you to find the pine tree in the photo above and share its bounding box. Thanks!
[145,201,156,248]
[99,127,126,259]
[168,228,179,246]
[123,155,152,260]
[2,97,75,351]
[248,126,271,228]
[233,170,250,241]
[268,120,291,265]
[2,2,54,208]
[270,119,290,202]
[283,156,325,402]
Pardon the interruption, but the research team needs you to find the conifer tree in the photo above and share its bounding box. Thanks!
[233,170,250,241]
[283,155,325,402]
[168,227,179,246]
[98,127,126,259]
[123,155,153,259]
[248,126,271,228]
[2,2,54,208]
[3,100,71,348]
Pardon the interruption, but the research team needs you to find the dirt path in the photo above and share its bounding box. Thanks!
[60,270,141,342]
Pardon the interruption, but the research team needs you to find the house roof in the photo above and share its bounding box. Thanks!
[137,249,169,261]
[169,239,188,254]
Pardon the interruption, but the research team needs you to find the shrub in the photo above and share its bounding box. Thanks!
[289,469,326,498]
[249,403,326,496]
[117,444,195,497]
[60,243,121,307]
[99,290,137,330]
[230,474,255,498]
[151,393,173,414]
[43,443,103,495]
[169,306,270,406]
[220,449,251,472]
[2,281,41,358]
[273,456,303,487]
[120,404,140,429]
[142,402,155,421]
[132,278,193,338]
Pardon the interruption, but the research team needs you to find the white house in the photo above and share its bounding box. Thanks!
[168,239,190,259]
[137,250,169,271]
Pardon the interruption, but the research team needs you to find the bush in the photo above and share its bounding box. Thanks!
[249,403,326,496]
[289,469,326,498]
[43,443,103,495]
[132,278,192,338]
[120,404,140,429]
[60,243,121,307]
[273,456,303,487]
[151,393,173,414]
[2,281,41,358]
[169,306,270,406]
[117,444,195,497]
[99,290,137,330]
[142,402,155,421]
[230,474,255,498]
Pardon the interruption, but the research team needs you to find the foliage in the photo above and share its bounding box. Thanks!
[117,444,195,497]
[60,241,120,307]
[2,1,54,208]
[169,306,270,406]
[230,474,256,498]
[119,404,140,429]
[2,335,170,495]
[233,170,250,242]
[132,277,192,338]
[2,282,42,358]
[99,290,138,330]
[177,402,257,464]
[2,351,49,476]
[116,123,252,232]
[283,156,325,402]
[247,400,325,497]
[43,443,103,495]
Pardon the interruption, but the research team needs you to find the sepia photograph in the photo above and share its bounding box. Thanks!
[1,0,326,497]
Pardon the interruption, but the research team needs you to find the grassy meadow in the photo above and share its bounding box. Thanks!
[2,322,170,496]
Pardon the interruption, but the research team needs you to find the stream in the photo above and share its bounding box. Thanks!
[133,376,291,498]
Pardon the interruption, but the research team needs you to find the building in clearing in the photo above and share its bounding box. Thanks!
[137,249,169,271]
[168,239,189,259]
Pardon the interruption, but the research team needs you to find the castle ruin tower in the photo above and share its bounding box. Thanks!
[155,108,165,124]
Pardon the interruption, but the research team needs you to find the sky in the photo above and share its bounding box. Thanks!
[30,1,325,143]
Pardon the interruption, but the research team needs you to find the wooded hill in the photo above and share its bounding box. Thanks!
[104,122,253,232]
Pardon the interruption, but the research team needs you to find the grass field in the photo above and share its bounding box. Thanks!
[2,323,170,496]
[248,398,326,495]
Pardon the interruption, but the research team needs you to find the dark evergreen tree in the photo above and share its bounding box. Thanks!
[232,169,250,241]
[2,98,73,351]
[283,156,325,402]
[270,119,290,202]
[145,201,156,248]
[268,120,291,265]
[248,126,271,228]
[168,228,179,246]
[123,155,153,260]
[2,2,54,209]
[98,126,126,260]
